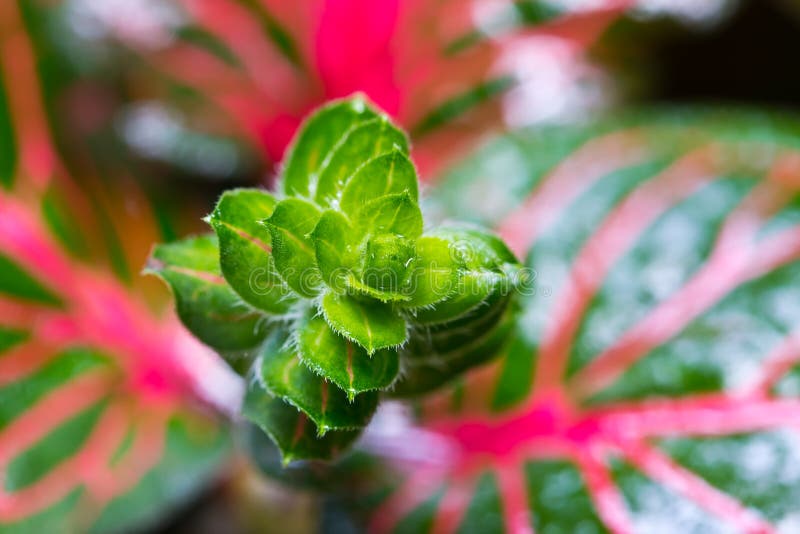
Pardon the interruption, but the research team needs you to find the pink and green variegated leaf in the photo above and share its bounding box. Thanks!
[368,110,800,533]
[0,4,234,530]
[74,0,635,176]
[0,193,232,533]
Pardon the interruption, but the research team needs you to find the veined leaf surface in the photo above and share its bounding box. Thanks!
[147,235,270,361]
[0,195,231,533]
[257,332,379,435]
[370,110,800,533]
[297,315,399,401]
[208,188,296,314]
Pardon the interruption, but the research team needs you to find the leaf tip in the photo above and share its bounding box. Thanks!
[350,93,368,114]
[142,254,165,275]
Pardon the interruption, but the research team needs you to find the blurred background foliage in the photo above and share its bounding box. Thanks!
[4,0,800,532]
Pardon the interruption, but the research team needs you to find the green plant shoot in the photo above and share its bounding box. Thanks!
[148,95,524,463]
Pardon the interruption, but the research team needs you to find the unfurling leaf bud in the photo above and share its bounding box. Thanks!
[150,95,523,463]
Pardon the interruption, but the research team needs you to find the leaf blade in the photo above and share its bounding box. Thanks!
[146,235,270,361]
[321,292,407,354]
[298,315,399,401]
[209,188,296,314]
[258,332,379,434]
[263,198,323,298]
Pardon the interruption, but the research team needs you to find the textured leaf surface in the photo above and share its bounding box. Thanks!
[311,209,357,289]
[298,315,399,401]
[339,151,418,214]
[243,370,360,464]
[258,332,379,435]
[321,292,407,354]
[371,110,800,533]
[147,235,270,358]
[352,192,423,240]
[313,117,409,205]
[208,188,295,314]
[0,196,231,533]
[401,235,459,309]
[264,198,323,297]
[282,97,405,198]
[358,234,416,299]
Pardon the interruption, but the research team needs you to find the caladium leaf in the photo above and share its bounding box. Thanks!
[263,198,323,297]
[339,151,418,214]
[0,9,234,531]
[0,252,63,307]
[0,194,232,532]
[208,188,295,314]
[369,110,800,533]
[242,372,361,464]
[257,332,379,435]
[352,192,423,240]
[146,235,270,360]
[321,291,407,354]
[297,315,399,401]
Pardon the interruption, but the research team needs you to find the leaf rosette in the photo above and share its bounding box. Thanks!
[151,96,522,462]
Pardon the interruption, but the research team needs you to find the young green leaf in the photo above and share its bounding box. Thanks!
[282,96,384,198]
[393,301,516,397]
[360,234,415,294]
[345,274,412,303]
[258,335,378,435]
[298,315,399,401]
[321,292,407,353]
[146,235,270,359]
[412,270,502,325]
[352,192,423,240]
[339,150,418,215]
[310,209,357,290]
[431,226,519,269]
[208,188,295,314]
[242,373,360,464]
[263,198,323,297]
[314,118,409,205]
[402,235,459,309]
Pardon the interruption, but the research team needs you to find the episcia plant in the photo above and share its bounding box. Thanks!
[148,95,526,462]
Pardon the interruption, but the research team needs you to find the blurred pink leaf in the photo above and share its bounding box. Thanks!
[0,3,235,530]
[367,111,800,532]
